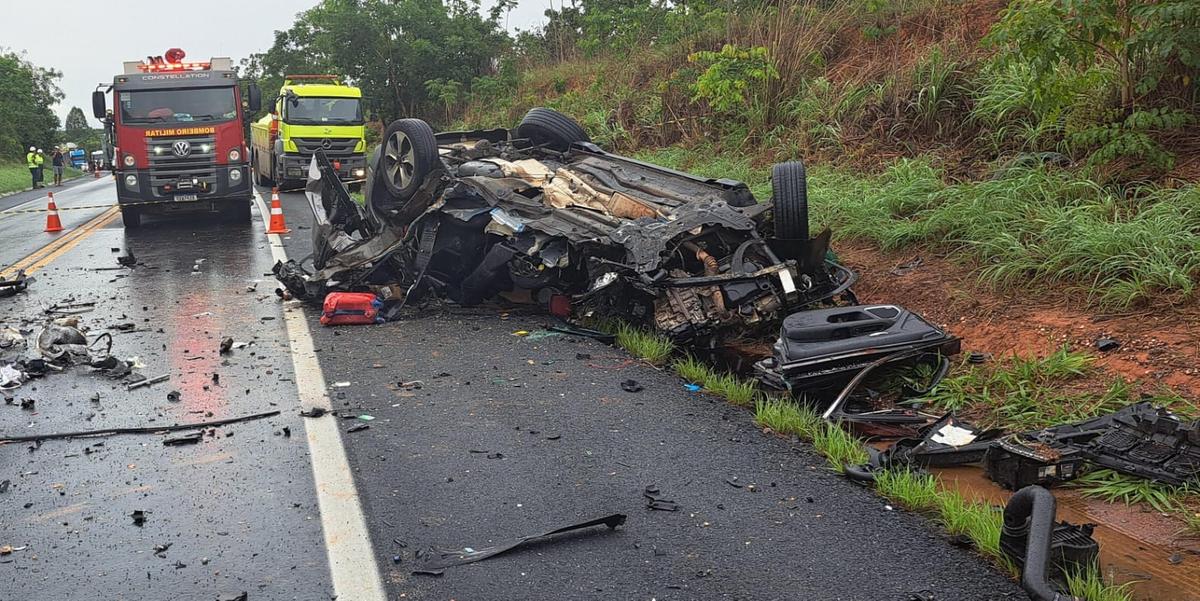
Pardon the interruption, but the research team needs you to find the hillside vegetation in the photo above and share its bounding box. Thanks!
[448,0,1200,308]
[254,0,1200,308]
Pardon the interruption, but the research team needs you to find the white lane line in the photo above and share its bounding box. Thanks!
[254,188,386,600]
[0,177,112,214]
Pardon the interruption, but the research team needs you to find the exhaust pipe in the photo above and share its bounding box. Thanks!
[1002,486,1084,601]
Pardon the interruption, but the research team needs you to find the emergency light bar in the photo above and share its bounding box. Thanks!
[284,74,344,85]
[123,57,233,75]
[137,61,212,72]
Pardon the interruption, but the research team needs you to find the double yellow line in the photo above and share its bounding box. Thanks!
[0,206,121,280]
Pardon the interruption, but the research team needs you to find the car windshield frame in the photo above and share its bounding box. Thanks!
[117,87,238,125]
[283,96,363,126]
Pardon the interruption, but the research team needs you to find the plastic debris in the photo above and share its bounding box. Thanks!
[643,485,679,511]
[413,514,626,575]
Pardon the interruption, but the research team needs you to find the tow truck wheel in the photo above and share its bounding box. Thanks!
[771,161,809,243]
[516,107,590,151]
[380,118,438,201]
[253,152,272,186]
[120,206,142,229]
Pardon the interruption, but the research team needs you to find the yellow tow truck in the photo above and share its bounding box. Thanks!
[250,75,366,189]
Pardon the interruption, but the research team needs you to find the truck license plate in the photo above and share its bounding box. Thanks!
[175,194,198,202]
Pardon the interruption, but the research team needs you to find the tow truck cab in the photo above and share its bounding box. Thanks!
[93,50,261,228]
[249,75,366,190]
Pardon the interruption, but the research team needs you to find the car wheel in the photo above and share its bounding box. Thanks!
[516,107,590,151]
[121,206,142,229]
[771,161,809,242]
[380,118,438,200]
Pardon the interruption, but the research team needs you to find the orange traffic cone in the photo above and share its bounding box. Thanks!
[44,193,63,233]
[265,188,290,234]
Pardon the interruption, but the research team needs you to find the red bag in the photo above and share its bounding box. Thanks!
[320,292,382,326]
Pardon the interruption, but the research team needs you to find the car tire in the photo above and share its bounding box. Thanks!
[516,107,590,151]
[380,118,438,201]
[771,161,809,242]
[121,206,142,229]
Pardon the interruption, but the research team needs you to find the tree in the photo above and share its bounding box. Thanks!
[246,0,511,126]
[987,0,1200,171]
[0,50,63,159]
[64,107,89,136]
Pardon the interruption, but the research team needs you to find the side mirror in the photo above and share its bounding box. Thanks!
[92,90,106,119]
[247,82,262,113]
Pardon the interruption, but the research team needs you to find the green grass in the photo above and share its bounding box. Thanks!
[0,162,84,196]
[1073,469,1198,516]
[673,355,713,384]
[632,148,1200,308]
[750,396,868,472]
[875,469,1008,562]
[876,469,941,510]
[1064,564,1135,601]
[613,323,675,365]
[753,397,822,440]
[811,422,870,471]
[673,355,761,406]
[935,492,1007,561]
[925,347,1136,430]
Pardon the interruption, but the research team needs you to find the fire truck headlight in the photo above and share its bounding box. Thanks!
[228,148,241,162]
[124,174,138,188]
[123,154,135,167]
[353,168,365,178]
[153,146,164,155]
[229,168,242,183]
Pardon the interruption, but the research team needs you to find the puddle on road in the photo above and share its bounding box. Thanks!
[934,466,1200,601]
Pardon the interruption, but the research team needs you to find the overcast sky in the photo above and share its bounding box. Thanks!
[4,0,552,129]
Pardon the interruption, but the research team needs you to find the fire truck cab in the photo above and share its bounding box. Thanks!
[93,49,261,228]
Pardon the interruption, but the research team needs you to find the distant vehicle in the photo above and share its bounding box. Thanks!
[92,47,262,228]
[68,148,87,169]
[89,150,108,171]
[250,74,367,190]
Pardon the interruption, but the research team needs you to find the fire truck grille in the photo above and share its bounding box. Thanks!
[293,137,358,157]
[147,134,217,170]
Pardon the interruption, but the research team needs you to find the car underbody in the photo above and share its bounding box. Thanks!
[274,109,855,344]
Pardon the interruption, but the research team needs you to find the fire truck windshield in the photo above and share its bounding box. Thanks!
[284,97,362,125]
[119,87,237,124]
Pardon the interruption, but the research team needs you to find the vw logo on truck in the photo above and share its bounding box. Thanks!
[172,140,192,157]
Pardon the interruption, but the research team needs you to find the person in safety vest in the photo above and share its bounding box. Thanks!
[34,149,46,188]
[26,146,42,189]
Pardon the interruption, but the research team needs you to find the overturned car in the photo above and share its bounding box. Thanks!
[274,108,855,343]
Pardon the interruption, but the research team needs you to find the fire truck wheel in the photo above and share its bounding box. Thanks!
[120,206,142,228]
[380,118,438,201]
[222,200,252,222]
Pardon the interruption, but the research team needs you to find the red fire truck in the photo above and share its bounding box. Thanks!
[92,49,262,227]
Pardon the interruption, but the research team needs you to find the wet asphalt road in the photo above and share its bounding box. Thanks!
[0,187,331,600]
[0,181,1027,600]
[0,176,117,265]
[270,189,1026,600]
